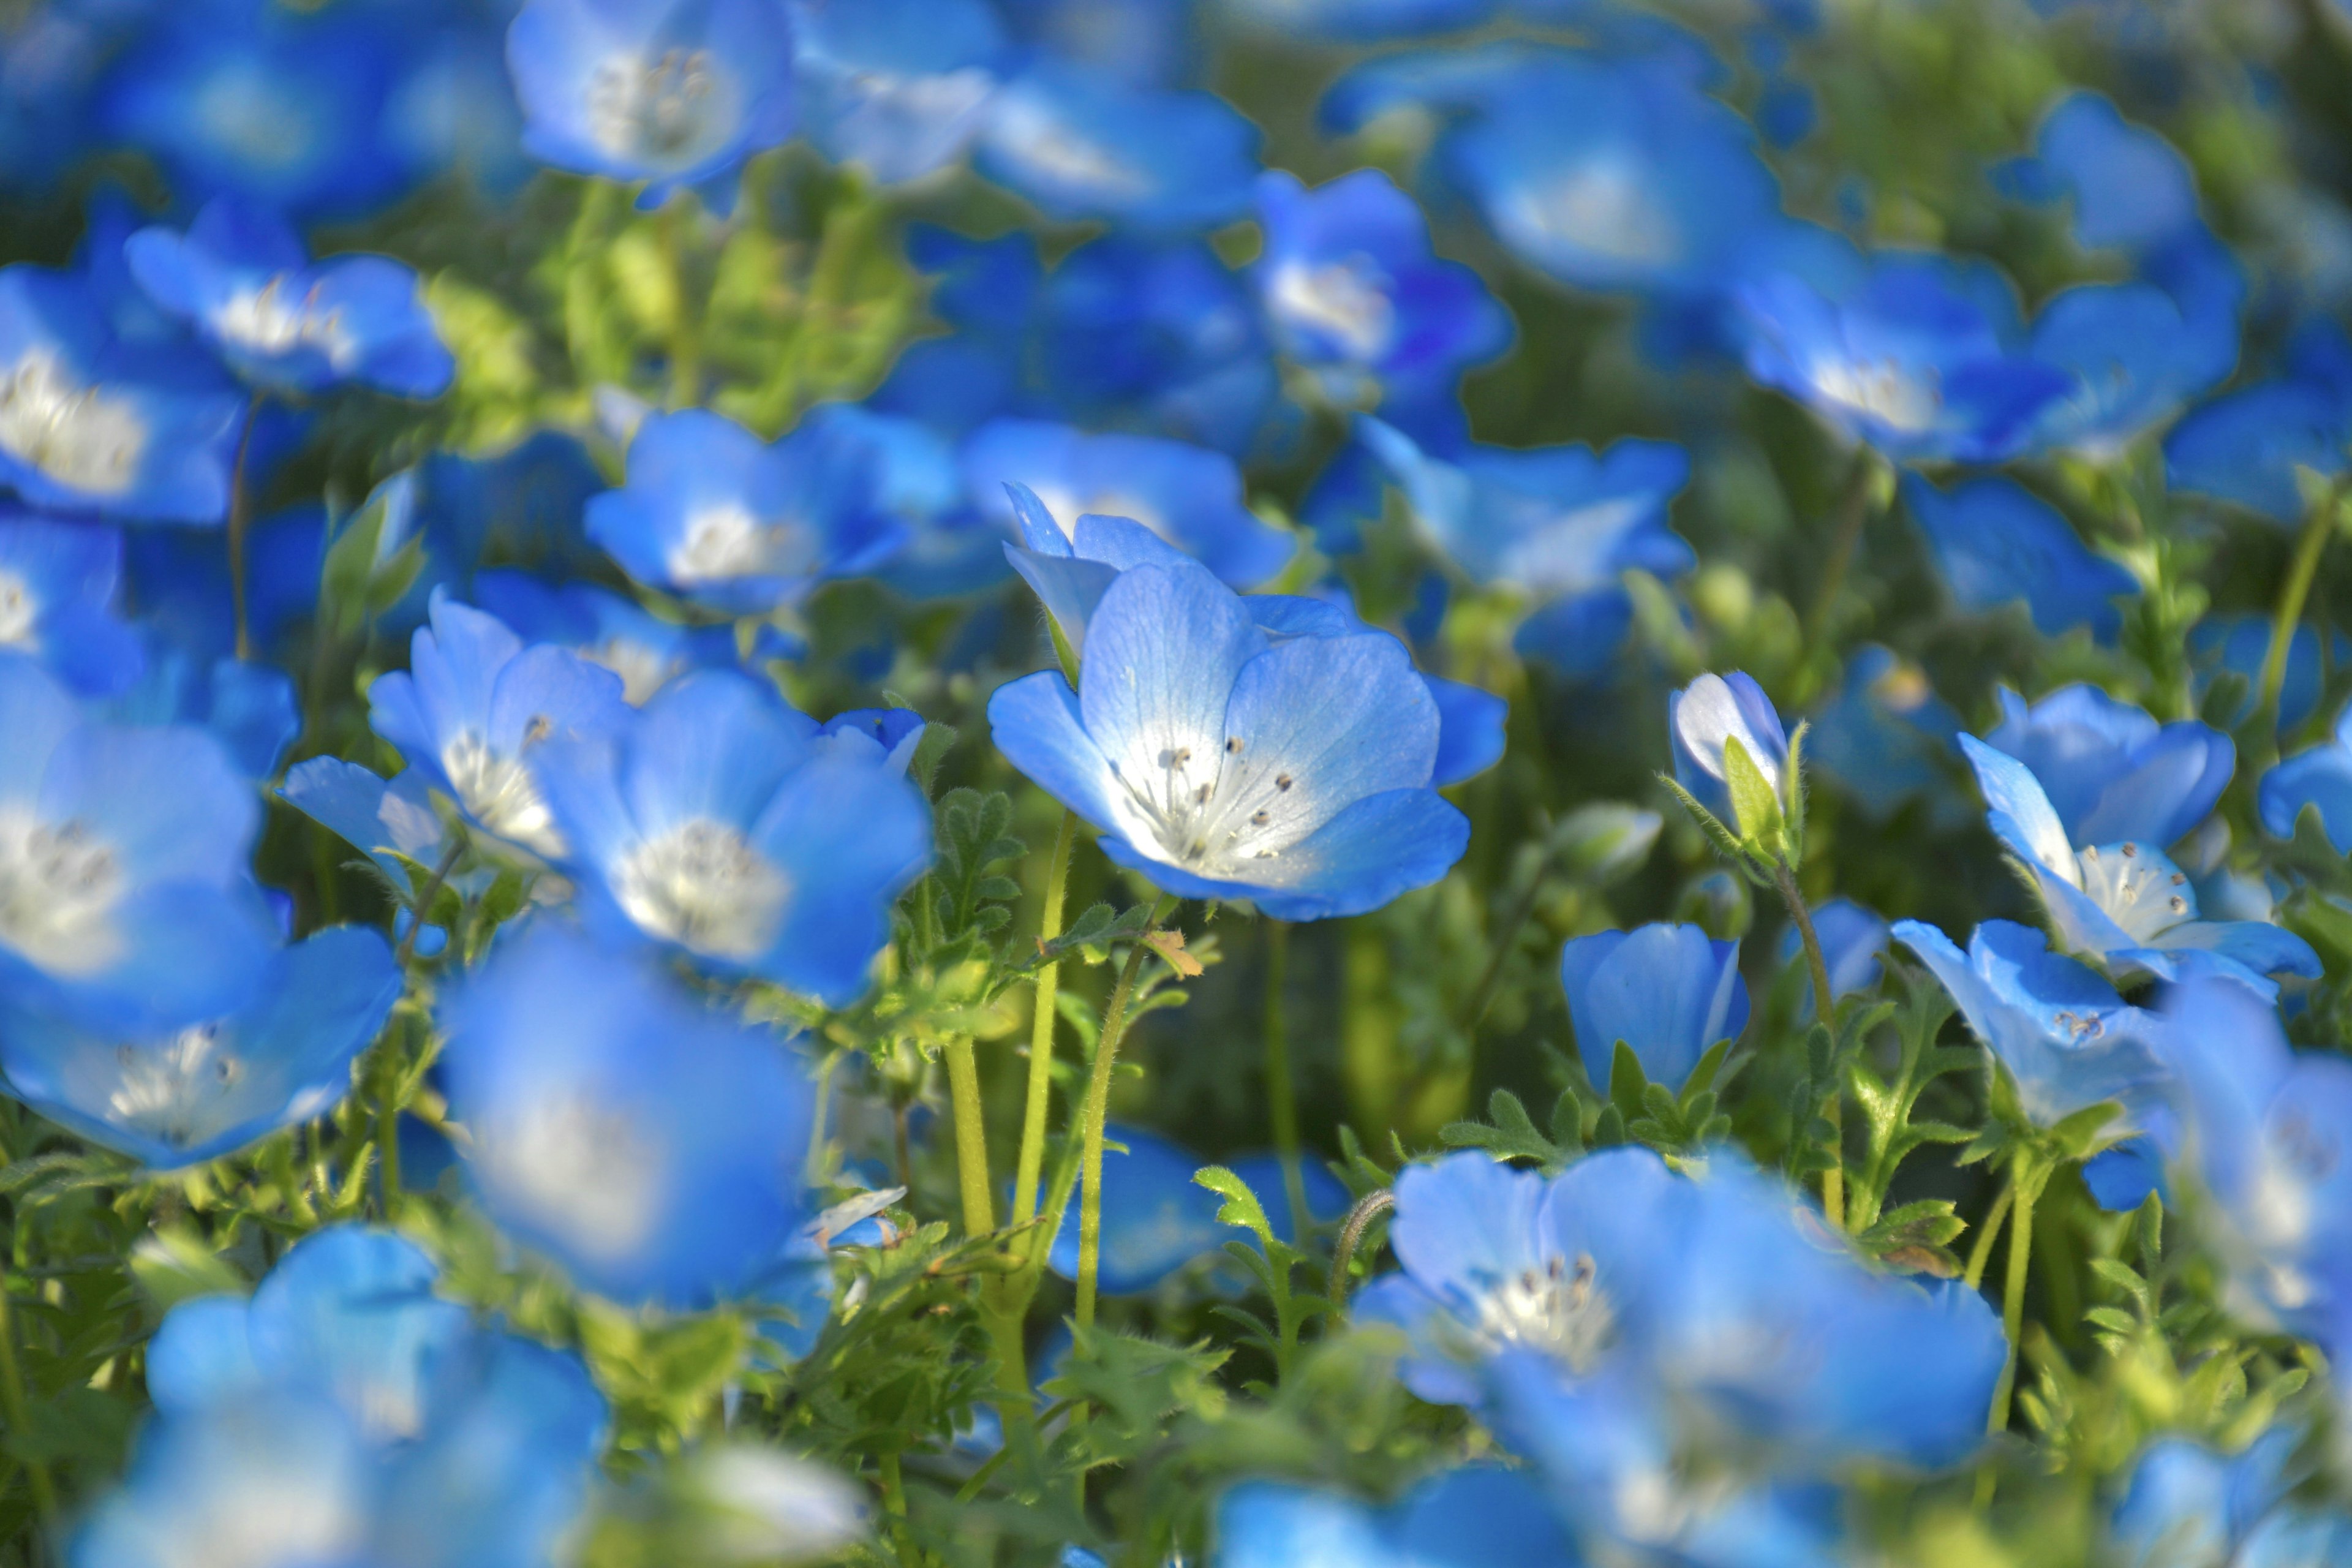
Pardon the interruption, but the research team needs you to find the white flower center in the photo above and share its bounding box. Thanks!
[1103,728,1327,884]
[104,1023,254,1154]
[669,503,817,584]
[0,809,125,976]
[440,727,564,857]
[2072,840,2195,944]
[587,47,729,166]
[475,1094,666,1265]
[211,275,358,368]
[614,818,790,961]
[1809,356,1943,433]
[1466,1252,1613,1373]
[0,568,36,646]
[1519,160,1681,265]
[586,635,681,705]
[1267,259,1395,363]
[0,349,148,497]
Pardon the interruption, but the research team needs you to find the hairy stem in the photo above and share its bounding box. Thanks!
[1263,921,1310,1245]
[941,1037,994,1243]
[1775,859,1844,1228]
[1988,1158,2048,1436]
[1075,895,1180,1329]
[1328,1188,1395,1313]
[1011,810,1077,1231]
[1962,1182,2015,1291]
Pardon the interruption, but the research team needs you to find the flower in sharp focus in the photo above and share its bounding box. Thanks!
[1901,475,2139,641]
[1668,670,1791,839]
[586,409,907,615]
[0,512,142,696]
[0,654,277,1032]
[1215,1467,1576,1568]
[1893,918,2169,1132]
[1956,733,2316,991]
[440,921,818,1307]
[987,558,1469,921]
[365,593,630,862]
[530,668,932,1006]
[506,0,799,203]
[0,926,398,1171]
[124,198,454,398]
[1980,684,2234,849]
[0,266,245,524]
[1558,922,1749,1093]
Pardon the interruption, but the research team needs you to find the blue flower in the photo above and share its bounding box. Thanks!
[1957,734,2316,992]
[974,62,1259,233]
[0,925,398,1170]
[1980,684,2233,850]
[530,669,932,1006]
[506,0,798,203]
[1902,475,2139,639]
[0,513,141,696]
[1998,92,2205,258]
[2111,1428,2305,1568]
[0,266,245,524]
[1734,254,2072,464]
[366,593,631,862]
[1776,897,1890,1017]
[1893,918,2169,1129]
[102,627,300,782]
[791,0,1003,185]
[0,654,276,1032]
[2193,614,2348,731]
[1805,645,1965,821]
[1215,1468,1575,1568]
[1670,670,1790,829]
[124,199,453,398]
[1252,168,1510,417]
[2025,281,2236,461]
[1221,0,1499,42]
[75,1226,608,1568]
[279,757,450,885]
[586,409,907,615]
[440,920,818,1306]
[1558,922,1747,1092]
[962,420,1293,590]
[987,559,1469,921]
[1423,674,1507,787]
[2149,978,2352,1342]
[472,569,744,706]
[2256,699,2352,851]
[1041,1123,1348,1295]
[2166,322,2352,524]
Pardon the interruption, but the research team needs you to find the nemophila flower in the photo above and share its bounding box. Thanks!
[974,62,1259,233]
[472,570,742,706]
[2026,281,2236,461]
[1221,0,1499,41]
[1041,1123,1348,1294]
[366,593,630,861]
[1252,168,1510,415]
[796,404,1000,600]
[0,655,276,1032]
[1558,922,1747,1093]
[790,0,1003,185]
[0,925,398,1170]
[2109,1428,2307,1568]
[1734,254,2072,465]
[1002,485,1506,788]
[1956,735,2316,991]
[1893,918,2169,1129]
[2151,978,2352,1341]
[586,409,906,615]
[280,758,450,886]
[1357,417,1691,674]
[966,421,1292,590]
[1216,1468,1574,1568]
[92,0,433,221]
[2255,701,2352,851]
[440,921,818,1306]
[1806,645,1966,822]
[987,559,1469,920]
[1902,475,2139,640]
[77,1226,608,1568]
[506,0,798,203]
[530,669,932,1006]
[1669,670,1789,831]
[104,627,300,783]
[2166,320,2352,524]
[124,199,453,398]
[0,266,245,524]
[0,513,140,696]
[1980,685,2233,850]
[2000,92,2201,257]
[1776,897,1890,1017]
[2192,616,2348,731]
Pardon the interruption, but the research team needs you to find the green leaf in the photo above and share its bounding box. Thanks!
[1194,1164,1277,1253]
[1609,1042,1649,1122]
[1719,734,1785,852]
[1683,1038,1733,1101]
[1657,774,1754,872]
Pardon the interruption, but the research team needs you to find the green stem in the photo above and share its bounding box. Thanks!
[658,197,699,409]
[0,1246,57,1532]
[878,1451,916,1566]
[1263,922,1310,1246]
[1962,1181,2015,1291]
[376,1013,411,1221]
[1988,1158,2048,1436]
[2254,481,2345,752]
[1075,895,1179,1329]
[1774,860,1844,1229]
[226,393,263,663]
[1011,810,1077,1232]
[940,1037,995,1243]
[396,835,467,967]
